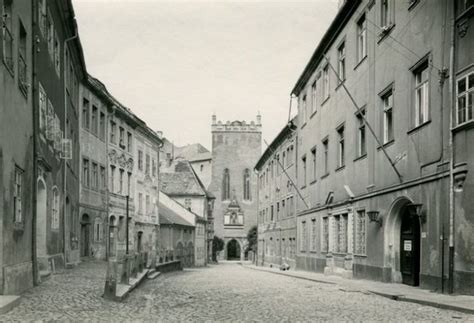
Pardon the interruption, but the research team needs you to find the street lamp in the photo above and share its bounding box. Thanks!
[367,210,382,226]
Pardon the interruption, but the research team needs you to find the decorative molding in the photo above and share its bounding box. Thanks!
[457,18,469,38]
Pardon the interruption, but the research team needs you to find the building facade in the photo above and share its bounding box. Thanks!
[255,121,298,269]
[33,0,86,280]
[0,0,34,294]
[209,115,262,260]
[133,125,161,266]
[288,0,473,295]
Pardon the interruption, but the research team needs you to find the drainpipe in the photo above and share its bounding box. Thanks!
[448,0,456,294]
[31,0,38,286]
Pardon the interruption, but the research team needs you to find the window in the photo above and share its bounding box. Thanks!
[322,217,329,252]
[337,126,345,168]
[146,195,150,214]
[138,193,143,214]
[311,147,317,181]
[47,11,54,59]
[2,0,13,73]
[145,154,150,174]
[357,14,367,62]
[94,218,103,242]
[311,80,317,114]
[270,205,274,221]
[301,155,307,187]
[311,219,317,252]
[301,95,307,124]
[119,127,125,148]
[456,72,473,125]
[18,21,28,96]
[127,132,132,152]
[333,214,348,253]
[39,84,47,132]
[52,188,59,229]
[82,99,90,129]
[185,198,192,211]
[282,199,286,218]
[337,42,346,82]
[138,150,143,171]
[152,159,157,177]
[276,154,280,175]
[200,164,204,172]
[13,167,23,223]
[83,158,90,187]
[382,90,394,143]
[109,165,115,192]
[381,0,394,29]
[282,151,286,169]
[119,169,124,194]
[54,32,60,75]
[243,168,251,201]
[222,168,230,200]
[99,112,105,140]
[38,0,46,36]
[100,166,106,190]
[127,172,131,195]
[323,138,329,175]
[109,120,116,144]
[355,210,367,255]
[355,109,367,158]
[91,162,98,189]
[287,145,294,165]
[414,62,429,126]
[91,106,98,135]
[300,221,307,252]
[322,65,330,100]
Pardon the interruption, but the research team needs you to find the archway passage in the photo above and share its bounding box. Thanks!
[81,214,91,257]
[400,206,421,286]
[227,239,241,260]
[36,179,47,257]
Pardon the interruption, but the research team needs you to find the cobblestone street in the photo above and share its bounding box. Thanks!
[1,261,473,322]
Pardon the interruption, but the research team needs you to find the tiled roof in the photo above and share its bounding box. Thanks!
[175,143,211,162]
[158,202,194,227]
[160,159,207,196]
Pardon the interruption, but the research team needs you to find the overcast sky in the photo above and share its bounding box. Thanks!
[73,0,339,149]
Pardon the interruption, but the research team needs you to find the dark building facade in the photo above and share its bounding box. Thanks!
[287,0,473,295]
[209,115,262,260]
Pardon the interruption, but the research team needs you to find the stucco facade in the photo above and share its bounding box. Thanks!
[209,115,262,260]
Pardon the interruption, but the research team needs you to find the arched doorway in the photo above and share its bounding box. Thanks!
[80,214,91,257]
[108,216,117,258]
[400,205,421,286]
[36,178,47,257]
[227,239,241,260]
[384,197,421,285]
[187,241,194,267]
[137,231,143,252]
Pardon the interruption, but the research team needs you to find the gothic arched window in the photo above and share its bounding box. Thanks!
[222,168,230,200]
[243,168,251,201]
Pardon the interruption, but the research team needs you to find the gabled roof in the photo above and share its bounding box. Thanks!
[159,202,194,227]
[160,159,207,197]
[175,143,211,162]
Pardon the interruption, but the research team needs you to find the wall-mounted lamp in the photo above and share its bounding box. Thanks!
[453,162,468,193]
[367,211,382,226]
[406,203,425,223]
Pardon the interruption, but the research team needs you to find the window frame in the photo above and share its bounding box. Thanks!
[357,13,367,63]
[456,71,474,126]
[380,87,394,144]
[336,124,345,168]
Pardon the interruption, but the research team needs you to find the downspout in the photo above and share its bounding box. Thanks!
[63,27,78,266]
[448,0,456,294]
[31,0,38,286]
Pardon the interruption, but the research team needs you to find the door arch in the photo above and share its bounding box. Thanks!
[400,205,421,286]
[36,178,47,257]
[226,239,241,260]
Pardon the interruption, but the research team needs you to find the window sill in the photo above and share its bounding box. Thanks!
[353,154,367,163]
[377,139,394,150]
[309,179,317,186]
[335,80,346,91]
[354,56,367,71]
[377,24,396,44]
[354,254,367,258]
[321,96,330,107]
[407,120,431,135]
[335,165,345,172]
[320,173,330,180]
[452,119,474,133]
[408,0,420,11]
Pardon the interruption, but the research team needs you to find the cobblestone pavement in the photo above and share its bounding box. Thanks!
[1,260,473,322]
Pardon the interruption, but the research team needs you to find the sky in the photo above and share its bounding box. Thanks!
[73,0,339,149]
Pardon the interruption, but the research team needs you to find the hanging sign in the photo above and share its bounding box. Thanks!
[404,240,412,251]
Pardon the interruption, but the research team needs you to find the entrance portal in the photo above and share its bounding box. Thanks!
[81,214,91,257]
[400,206,421,286]
[227,239,241,260]
[36,178,47,257]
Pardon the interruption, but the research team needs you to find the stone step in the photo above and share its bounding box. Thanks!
[0,296,21,314]
[39,270,51,282]
[148,271,161,280]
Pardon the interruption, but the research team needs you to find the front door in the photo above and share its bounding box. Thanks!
[81,224,90,257]
[400,208,421,286]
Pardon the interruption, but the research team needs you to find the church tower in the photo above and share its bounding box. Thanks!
[209,114,262,260]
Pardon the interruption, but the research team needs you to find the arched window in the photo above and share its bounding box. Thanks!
[243,168,251,201]
[222,168,230,200]
[51,187,60,230]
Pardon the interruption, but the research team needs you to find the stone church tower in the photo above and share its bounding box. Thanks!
[209,114,262,260]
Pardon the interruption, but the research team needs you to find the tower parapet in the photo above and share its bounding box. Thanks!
[211,114,262,133]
